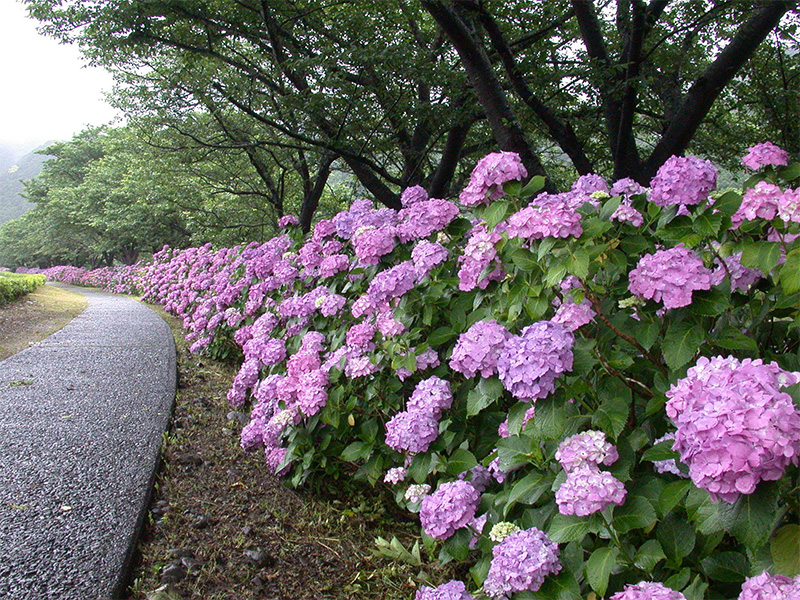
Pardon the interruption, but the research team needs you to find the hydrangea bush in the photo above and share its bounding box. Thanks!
[41,145,800,600]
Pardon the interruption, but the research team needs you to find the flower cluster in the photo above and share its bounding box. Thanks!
[385,377,453,454]
[738,571,800,600]
[742,142,790,171]
[609,582,686,600]
[710,252,762,292]
[497,321,574,401]
[503,193,583,240]
[628,244,712,309]
[457,225,503,292]
[555,464,626,516]
[459,151,527,206]
[649,155,717,207]
[555,430,619,471]
[483,528,561,598]
[419,480,481,539]
[449,320,511,378]
[666,355,800,503]
[415,580,475,600]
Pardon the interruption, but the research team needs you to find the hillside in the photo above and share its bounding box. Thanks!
[0,145,52,225]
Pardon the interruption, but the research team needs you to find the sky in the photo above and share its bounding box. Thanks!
[0,0,119,156]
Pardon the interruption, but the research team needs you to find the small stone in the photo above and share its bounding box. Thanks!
[167,548,194,559]
[181,557,203,572]
[227,411,249,425]
[241,525,253,536]
[244,549,275,568]
[173,451,203,466]
[190,515,214,529]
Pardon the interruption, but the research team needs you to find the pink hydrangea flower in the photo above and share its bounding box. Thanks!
[397,199,460,243]
[483,528,561,598]
[650,155,717,207]
[278,215,299,228]
[628,244,712,309]
[555,464,627,516]
[666,356,800,503]
[450,320,511,378]
[457,226,503,292]
[555,430,619,472]
[460,152,528,206]
[611,203,644,226]
[401,185,428,207]
[738,571,800,600]
[415,580,475,600]
[710,252,761,292]
[731,181,784,228]
[778,187,800,224]
[610,582,686,600]
[385,410,440,454]
[742,142,790,171]
[412,241,449,276]
[419,480,481,539]
[503,193,583,239]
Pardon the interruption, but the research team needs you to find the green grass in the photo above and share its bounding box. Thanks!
[0,271,46,304]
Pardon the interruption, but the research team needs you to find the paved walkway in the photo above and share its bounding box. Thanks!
[0,285,176,599]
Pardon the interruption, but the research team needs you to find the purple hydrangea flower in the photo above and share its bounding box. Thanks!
[450,320,511,378]
[346,322,377,349]
[366,261,419,307]
[460,152,528,206]
[407,376,453,420]
[572,173,609,195]
[416,348,440,371]
[483,528,561,598]
[401,185,428,207]
[385,409,440,454]
[610,582,686,600]
[610,178,647,199]
[710,252,762,292]
[628,244,712,309]
[611,203,644,226]
[397,199,460,243]
[278,215,299,228]
[738,571,800,600]
[497,321,574,401]
[666,356,800,503]
[412,241,449,276]
[650,155,717,208]
[742,142,790,171]
[503,193,583,240]
[352,225,397,265]
[384,467,407,484]
[457,226,503,292]
[552,297,595,331]
[731,182,784,228]
[555,464,627,516]
[555,430,619,472]
[376,310,406,338]
[778,188,800,224]
[419,480,481,539]
[415,580,475,600]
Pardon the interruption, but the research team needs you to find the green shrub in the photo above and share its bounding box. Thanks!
[0,272,46,304]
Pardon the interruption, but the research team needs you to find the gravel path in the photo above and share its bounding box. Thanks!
[0,285,176,599]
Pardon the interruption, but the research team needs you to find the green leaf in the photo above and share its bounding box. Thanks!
[522,570,583,600]
[497,435,533,470]
[445,448,478,475]
[510,248,539,271]
[567,249,590,280]
[658,480,691,517]
[633,320,660,350]
[692,211,722,236]
[662,320,704,370]
[507,471,551,507]
[408,453,433,482]
[548,513,591,543]
[690,288,730,317]
[340,441,371,462]
[700,552,749,583]
[521,175,547,197]
[613,495,657,534]
[484,200,509,230]
[741,241,782,275]
[722,482,779,551]
[428,326,457,345]
[781,248,800,293]
[779,162,800,181]
[772,524,800,576]
[591,396,629,440]
[683,575,709,600]
[642,439,680,463]
[526,396,568,441]
[585,547,619,597]
[599,196,622,221]
[711,326,759,352]
[712,191,743,217]
[441,527,471,561]
[634,539,666,572]
[466,377,504,416]
[658,514,696,566]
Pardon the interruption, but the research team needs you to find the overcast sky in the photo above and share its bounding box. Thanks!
[0,0,119,155]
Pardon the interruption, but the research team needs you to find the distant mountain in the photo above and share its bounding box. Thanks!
[0,144,54,226]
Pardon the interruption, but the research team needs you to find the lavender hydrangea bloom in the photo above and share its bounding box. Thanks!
[610,178,647,198]
[401,185,428,207]
[346,322,377,349]
[449,320,511,378]
[710,252,762,292]
[730,181,784,228]
[497,321,574,401]
[611,204,644,226]
[407,376,453,420]
[555,430,619,472]
[483,528,561,598]
[738,571,800,600]
[397,199,460,243]
[352,225,397,265]
[503,193,583,240]
[460,152,528,206]
[555,464,627,516]
[366,261,418,307]
[742,142,790,171]
[778,188,800,224]
[628,244,712,309]
[553,297,595,331]
[278,215,299,228]
[458,226,503,292]
[415,580,475,600]
[318,254,350,279]
[419,480,480,539]
[384,467,407,484]
[650,155,717,207]
[666,356,800,503]
[610,582,687,600]
[412,241,449,275]
[385,409,440,454]
[572,173,609,195]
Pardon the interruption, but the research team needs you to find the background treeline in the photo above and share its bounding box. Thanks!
[1,0,798,269]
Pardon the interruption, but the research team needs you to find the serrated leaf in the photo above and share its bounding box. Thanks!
[428,326,457,346]
[567,249,590,279]
[662,320,704,370]
[521,175,547,197]
[633,320,660,350]
[658,514,696,566]
[591,396,629,440]
[497,435,533,470]
[599,196,622,221]
[779,162,800,181]
[613,495,657,533]
[634,539,666,571]
[692,212,722,236]
[341,441,371,462]
[721,482,779,551]
[712,191,743,217]
[771,524,800,576]
[507,471,551,507]
[741,241,781,274]
[700,552,749,583]
[711,326,759,352]
[683,575,709,600]
[484,201,509,230]
[781,249,800,293]
[642,439,680,462]
[466,377,504,416]
[658,480,691,517]
[511,248,539,271]
[690,288,730,317]
[523,570,583,600]
[446,448,478,475]
[585,547,619,597]
[548,513,591,543]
